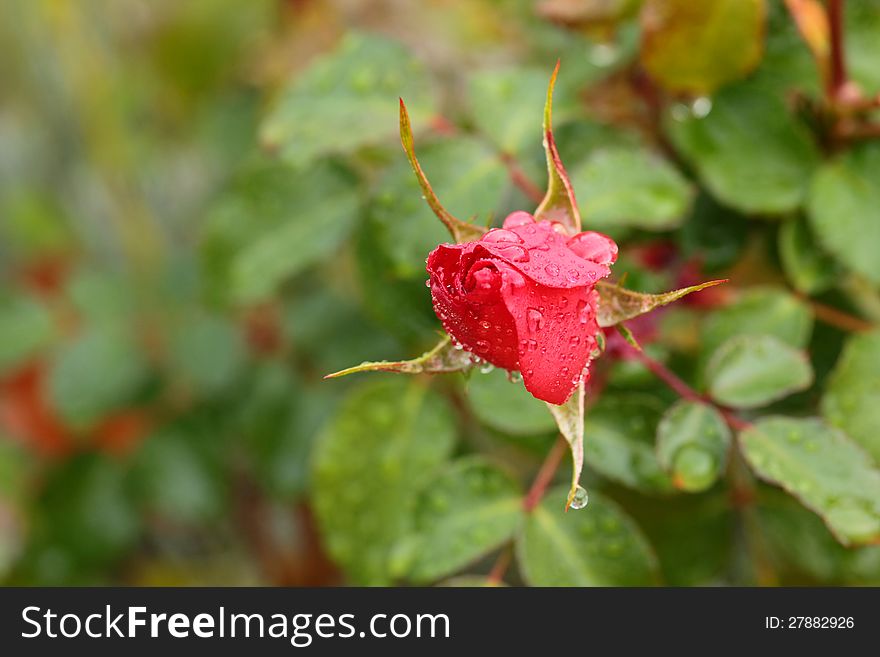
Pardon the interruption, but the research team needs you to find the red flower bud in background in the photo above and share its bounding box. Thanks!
[427,211,617,404]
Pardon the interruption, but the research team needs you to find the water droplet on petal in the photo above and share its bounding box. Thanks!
[480,320,491,330]
[544,263,560,277]
[502,211,535,229]
[569,335,580,346]
[475,340,490,353]
[569,485,589,510]
[482,228,524,244]
[527,308,544,333]
[577,299,590,325]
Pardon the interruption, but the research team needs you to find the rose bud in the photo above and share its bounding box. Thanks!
[426,210,617,404]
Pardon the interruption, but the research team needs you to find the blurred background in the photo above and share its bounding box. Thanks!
[1,0,879,586]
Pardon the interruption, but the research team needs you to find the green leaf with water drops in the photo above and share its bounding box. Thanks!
[260,32,435,167]
[406,458,524,583]
[778,216,839,295]
[399,100,486,244]
[701,286,814,358]
[740,417,880,546]
[534,62,581,236]
[595,279,727,328]
[466,367,558,436]
[311,378,456,585]
[666,81,820,214]
[756,488,880,584]
[584,394,674,494]
[807,142,880,285]
[203,158,360,305]
[822,330,880,463]
[569,146,694,232]
[0,290,55,372]
[705,334,813,409]
[640,0,766,94]
[518,486,659,586]
[546,380,585,510]
[326,335,475,380]
[656,400,731,492]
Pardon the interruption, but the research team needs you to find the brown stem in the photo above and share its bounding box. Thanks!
[523,435,568,512]
[628,347,751,432]
[486,544,513,585]
[828,0,847,99]
[500,152,544,204]
[807,298,874,332]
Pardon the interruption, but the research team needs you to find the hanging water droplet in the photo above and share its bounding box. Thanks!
[453,342,464,351]
[569,485,589,510]
[507,370,523,383]
[480,362,495,374]
[527,308,544,333]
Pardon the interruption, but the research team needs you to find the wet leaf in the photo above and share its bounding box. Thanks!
[705,334,813,409]
[822,330,880,463]
[518,486,659,586]
[311,379,456,584]
[656,400,731,492]
[740,417,880,545]
[407,458,523,583]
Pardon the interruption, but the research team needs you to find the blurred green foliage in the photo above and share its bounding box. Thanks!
[1,0,880,587]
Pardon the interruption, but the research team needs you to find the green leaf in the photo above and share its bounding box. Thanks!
[546,380,586,509]
[327,336,475,379]
[167,313,246,395]
[584,394,674,493]
[808,142,880,285]
[846,1,880,94]
[0,290,54,372]
[131,428,225,523]
[756,488,880,584]
[822,330,880,463]
[518,486,658,586]
[778,216,839,295]
[538,0,642,29]
[640,0,766,94]
[40,454,140,563]
[48,325,149,430]
[705,334,813,409]
[260,32,435,166]
[203,159,360,304]
[407,458,524,583]
[466,367,558,436]
[311,379,456,584]
[701,286,814,357]
[656,400,732,492]
[666,82,820,214]
[399,100,486,244]
[596,279,726,327]
[534,62,581,235]
[569,146,694,231]
[740,417,880,545]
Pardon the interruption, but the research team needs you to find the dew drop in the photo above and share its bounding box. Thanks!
[569,485,589,510]
[691,96,713,118]
[569,335,580,346]
[544,263,560,277]
[475,340,490,353]
[480,362,495,374]
[480,320,491,330]
[566,268,581,283]
[482,228,524,244]
[577,299,590,325]
[527,308,544,333]
[507,370,523,383]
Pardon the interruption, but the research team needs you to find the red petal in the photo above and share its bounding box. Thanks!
[499,278,600,404]
[567,231,619,266]
[427,244,520,370]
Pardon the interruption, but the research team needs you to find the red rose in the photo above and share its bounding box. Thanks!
[426,211,617,404]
